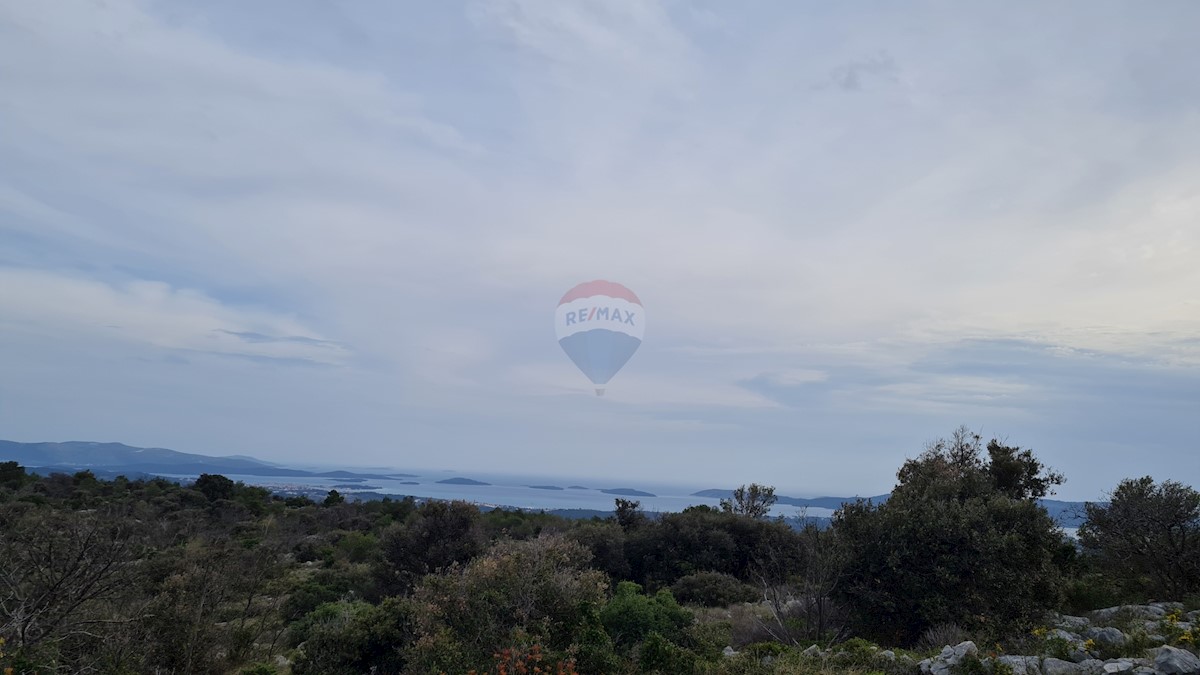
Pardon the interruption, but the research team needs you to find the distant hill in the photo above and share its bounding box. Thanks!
[601,488,657,497]
[0,440,398,481]
[436,477,491,486]
[528,485,565,490]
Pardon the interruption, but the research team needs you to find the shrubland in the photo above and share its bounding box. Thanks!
[0,426,1196,674]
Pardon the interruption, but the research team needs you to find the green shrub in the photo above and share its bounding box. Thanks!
[681,619,733,660]
[408,536,609,666]
[834,637,880,660]
[637,631,699,674]
[600,582,694,648]
[1061,572,1125,614]
[743,640,789,658]
[836,428,1067,645]
[571,615,623,674]
[290,598,414,675]
[671,571,761,607]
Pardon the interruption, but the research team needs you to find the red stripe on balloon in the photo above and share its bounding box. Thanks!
[558,280,642,305]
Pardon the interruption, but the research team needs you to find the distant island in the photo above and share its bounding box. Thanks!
[528,485,564,490]
[398,481,419,485]
[600,488,657,497]
[436,477,490,486]
[689,488,1089,527]
[333,484,380,490]
[567,485,589,490]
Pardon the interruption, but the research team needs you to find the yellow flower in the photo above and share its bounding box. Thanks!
[1031,627,1048,638]
[1083,639,1096,651]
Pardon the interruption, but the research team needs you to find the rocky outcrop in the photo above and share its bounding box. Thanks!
[915,603,1199,675]
[920,641,979,675]
[1153,647,1200,675]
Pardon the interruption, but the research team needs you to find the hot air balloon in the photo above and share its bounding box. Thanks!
[555,280,644,396]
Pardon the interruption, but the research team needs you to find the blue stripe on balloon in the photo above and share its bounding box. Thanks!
[558,329,642,385]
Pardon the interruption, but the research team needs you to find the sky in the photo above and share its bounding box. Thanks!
[1,0,1197,500]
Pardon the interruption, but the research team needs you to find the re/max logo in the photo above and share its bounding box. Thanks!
[564,307,636,326]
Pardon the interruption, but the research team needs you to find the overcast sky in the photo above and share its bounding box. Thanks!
[1,1,1197,500]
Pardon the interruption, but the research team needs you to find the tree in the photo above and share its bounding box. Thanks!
[751,521,847,645]
[720,483,777,519]
[0,462,25,491]
[566,521,630,580]
[613,498,647,531]
[380,500,483,590]
[834,427,1068,645]
[290,598,413,675]
[1079,477,1200,600]
[323,490,345,507]
[193,473,236,502]
[406,536,608,671]
[0,506,143,659]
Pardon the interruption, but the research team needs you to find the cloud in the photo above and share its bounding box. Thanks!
[0,0,1197,499]
[0,267,349,365]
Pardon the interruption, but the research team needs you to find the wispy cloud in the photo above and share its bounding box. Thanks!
[1,0,1197,498]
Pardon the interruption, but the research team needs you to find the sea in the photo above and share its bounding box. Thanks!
[154,468,839,518]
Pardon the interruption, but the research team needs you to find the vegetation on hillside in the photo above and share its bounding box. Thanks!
[0,426,1196,674]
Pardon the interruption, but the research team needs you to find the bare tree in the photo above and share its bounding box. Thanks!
[0,505,143,653]
[751,516,848,646]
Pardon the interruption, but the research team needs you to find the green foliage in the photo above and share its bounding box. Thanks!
[614,498,647,530]
[637,631,700,674]
[834,637,880,660]
[1079,476,1200,599]
[333,530,379,564]
[955,653,990,675]
[1061,571,1126,614]
[835,427,1067,646]
[671,571,761,607]
[290,598,413,675]
[680,618,732,659]
[571,611,623,674]
[194,473,236,501]
[744,640,790,657]
[0,461,26,490]
[566,520,630,580]
[4,430,1195,674]
[481,506,566,540]
[407,535,609,667]
[721,483,778,519]
[624,506,803,589]
[380,499,484,590]
[599,582,694,647]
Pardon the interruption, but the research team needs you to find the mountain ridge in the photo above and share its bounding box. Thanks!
[0,440,404,481]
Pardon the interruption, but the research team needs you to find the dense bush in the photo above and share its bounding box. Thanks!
[835,427,1069,645]
[378,498,483,591]
[600,581,694,647]
[407,535,609,670]
[290,598,413,675]
[671,571,761,607]
[1079,476,1200,600]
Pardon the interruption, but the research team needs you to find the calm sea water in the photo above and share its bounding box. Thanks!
[159,469,838,517]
